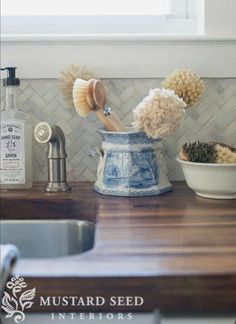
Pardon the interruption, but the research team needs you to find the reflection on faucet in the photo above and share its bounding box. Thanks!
[34,122,71,192]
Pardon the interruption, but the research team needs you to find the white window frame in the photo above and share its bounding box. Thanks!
[2,0,198,37]
[171,0,196,18]
[1,0,236,78]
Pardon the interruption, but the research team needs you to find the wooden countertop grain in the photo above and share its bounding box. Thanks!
[1,182,236,314]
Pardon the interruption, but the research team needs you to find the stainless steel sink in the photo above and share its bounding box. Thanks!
[0,220,95,258]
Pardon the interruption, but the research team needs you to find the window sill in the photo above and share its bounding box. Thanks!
[2,34,236,43]
[2,34,236,78]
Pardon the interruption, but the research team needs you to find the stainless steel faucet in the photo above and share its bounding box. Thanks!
[34,122,71,192]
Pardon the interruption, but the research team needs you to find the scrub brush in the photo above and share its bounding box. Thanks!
[73,78,126,132]
[215,143,236,163]
[179,141,217,163]
[58,64,96,108]
[179,141,236,163]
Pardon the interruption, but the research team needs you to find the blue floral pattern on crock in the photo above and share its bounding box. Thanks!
[103,149,159,189]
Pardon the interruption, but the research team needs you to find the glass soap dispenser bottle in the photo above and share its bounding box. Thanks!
[0,67,32,189]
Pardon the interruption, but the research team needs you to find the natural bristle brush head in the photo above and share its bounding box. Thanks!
[179,141,217,163]
[73,78,127,132]
[73,79,92,117]
[73,78,108,117]
[214,142,236,163]
[58,64,96,108]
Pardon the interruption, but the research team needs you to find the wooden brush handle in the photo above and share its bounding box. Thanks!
[95,110,126,132]
[87,79,126,132]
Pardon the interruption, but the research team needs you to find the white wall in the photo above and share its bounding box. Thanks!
[205,0,236,36]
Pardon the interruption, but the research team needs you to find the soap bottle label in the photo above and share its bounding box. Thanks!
[0,120,25,184]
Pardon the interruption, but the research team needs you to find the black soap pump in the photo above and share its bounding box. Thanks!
[0,66,33,189]
[1,67,20,86]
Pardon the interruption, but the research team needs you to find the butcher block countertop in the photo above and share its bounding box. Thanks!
[1,182,236,314]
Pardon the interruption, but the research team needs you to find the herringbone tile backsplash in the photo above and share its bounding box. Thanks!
[1,78,236,181]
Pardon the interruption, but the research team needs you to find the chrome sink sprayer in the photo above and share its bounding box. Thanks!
[34,122,71,192]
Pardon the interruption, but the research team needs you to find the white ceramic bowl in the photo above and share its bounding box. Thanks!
[177,157,236,199]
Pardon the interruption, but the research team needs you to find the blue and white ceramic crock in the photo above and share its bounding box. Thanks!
[94,129,172,196]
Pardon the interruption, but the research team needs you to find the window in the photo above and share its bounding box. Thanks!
[2,0,235,79]
[1,0,200,38]
[2,0,171,15]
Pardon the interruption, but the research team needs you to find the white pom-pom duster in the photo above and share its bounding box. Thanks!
[132,88,186,139]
